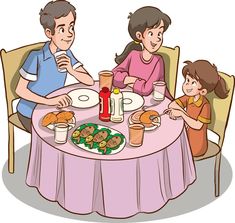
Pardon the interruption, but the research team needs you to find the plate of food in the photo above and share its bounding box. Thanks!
[122,92,144,112]
[42,111,76,130]
[68,89,99,108]
[129,109,161,131]
[71,123,126,155]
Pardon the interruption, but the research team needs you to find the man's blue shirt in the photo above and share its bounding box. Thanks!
[17,42,82,118]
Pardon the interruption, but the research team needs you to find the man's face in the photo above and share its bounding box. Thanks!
[49,11,75,50]
[182,74,203,97]
[137,20,164,53]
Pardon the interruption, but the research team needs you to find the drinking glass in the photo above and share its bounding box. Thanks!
[54,51,67,72]
[153,81,166,101]
[99,70,113,90]
[54,123,69,144]
[129,124,144,147]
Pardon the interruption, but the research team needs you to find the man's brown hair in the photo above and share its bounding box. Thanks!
[182,60,229,99]
[39,0,76,35]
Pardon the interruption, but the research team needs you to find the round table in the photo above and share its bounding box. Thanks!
[26,82,196,218]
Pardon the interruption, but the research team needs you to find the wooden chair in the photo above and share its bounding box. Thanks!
[156,46,180,99]
[0,42,45,173]
[194,72,235,196]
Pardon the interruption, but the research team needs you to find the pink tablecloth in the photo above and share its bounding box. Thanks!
[26,82,196,218]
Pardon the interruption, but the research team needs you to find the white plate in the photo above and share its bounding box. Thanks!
[68,89,99,108]
[47,117,76,130]
[128,112,161,131]
[122,92,144,112]
[71,123,126,155]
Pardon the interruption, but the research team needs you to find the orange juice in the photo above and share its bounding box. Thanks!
[129,124,144,147]
[99,70,113,91]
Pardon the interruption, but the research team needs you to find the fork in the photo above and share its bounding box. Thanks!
[149,113,166,121]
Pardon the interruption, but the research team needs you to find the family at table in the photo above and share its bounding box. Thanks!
[15,0,229,218]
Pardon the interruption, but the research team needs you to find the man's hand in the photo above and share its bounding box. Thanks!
[47,94,72,109]
[56,54,73,73]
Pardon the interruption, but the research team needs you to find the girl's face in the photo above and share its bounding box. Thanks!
[183,75,205,97]
[136,20,164,53]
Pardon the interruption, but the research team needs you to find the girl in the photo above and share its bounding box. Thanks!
[112,6,172,98]
[165,60,229,157]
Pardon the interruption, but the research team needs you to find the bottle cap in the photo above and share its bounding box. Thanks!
[113,88,120,94]
[102,87,109,93]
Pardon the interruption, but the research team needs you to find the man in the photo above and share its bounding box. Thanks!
[16,0,94,133]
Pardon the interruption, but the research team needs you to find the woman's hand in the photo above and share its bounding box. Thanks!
[124,76,138,85]
[47,94,72,109]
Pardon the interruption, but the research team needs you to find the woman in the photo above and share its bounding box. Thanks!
[112,6,172,98]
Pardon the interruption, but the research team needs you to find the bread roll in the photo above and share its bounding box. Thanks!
[42,112,58,126]
[140,110,159,127]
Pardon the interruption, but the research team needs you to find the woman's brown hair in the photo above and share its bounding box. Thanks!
[115,6,171,64]
[182,60,229,99]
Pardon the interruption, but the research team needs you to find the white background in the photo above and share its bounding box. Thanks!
[0,0,235,222]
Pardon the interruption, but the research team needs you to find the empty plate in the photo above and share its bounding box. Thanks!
[122,92,144,112]
[68,89,99,108]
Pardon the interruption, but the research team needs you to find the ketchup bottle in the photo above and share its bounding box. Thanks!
[99,87,111,122]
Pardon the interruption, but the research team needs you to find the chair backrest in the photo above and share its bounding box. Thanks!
[156,45,180,98]
[0,42,45,117]
[207,72,235,148]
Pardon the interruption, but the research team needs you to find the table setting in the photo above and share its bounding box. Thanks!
[26,70,196,218]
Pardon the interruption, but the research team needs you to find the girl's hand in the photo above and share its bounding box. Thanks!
[56,54,73,73]
[124,76,138,85]
[47,94,72,109]
[164,108,183,120]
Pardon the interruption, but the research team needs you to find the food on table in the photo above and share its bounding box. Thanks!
[99,141,107,148]
[130,110,144,124]
[97,135,123,154]
[42,112,58,126]
[87,129,111,149]
[86,135,93,143]
[93,129,111,142]
[140,110,159,128]
[106,135,122,149]
[71,123,125,155]
[129,109,160,129]
[57,111,74,120]
[42,110,75,127]
[72,123,98,146]
[72,130,80,138]
[57,118,68,123]
[80,126,96,137]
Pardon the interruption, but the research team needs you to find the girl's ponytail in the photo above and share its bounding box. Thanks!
[115,41,142,64]
[214,76,229,99]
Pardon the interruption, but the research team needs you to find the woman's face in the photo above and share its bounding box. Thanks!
[136,20,164,53]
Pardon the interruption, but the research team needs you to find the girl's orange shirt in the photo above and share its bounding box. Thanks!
[175,95,211,157]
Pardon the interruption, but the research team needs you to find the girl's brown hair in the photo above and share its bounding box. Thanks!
[182,60,229,99]
[115,6,171,64]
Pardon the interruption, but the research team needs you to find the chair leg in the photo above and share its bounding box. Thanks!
[8,122,15,174]
[214,152,222,197]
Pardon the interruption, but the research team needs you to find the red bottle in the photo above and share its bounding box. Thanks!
[99,87,111,122]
